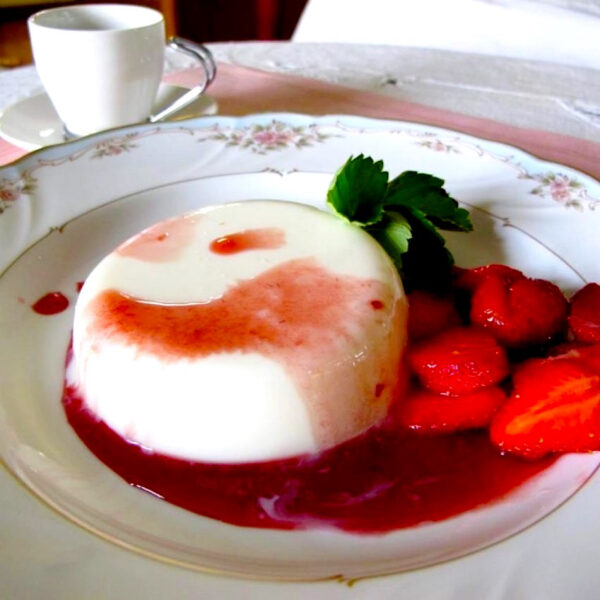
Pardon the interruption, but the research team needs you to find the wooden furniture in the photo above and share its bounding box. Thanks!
[0,0,307,68]
[0,0,178,67]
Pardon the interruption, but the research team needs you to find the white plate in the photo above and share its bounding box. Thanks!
[1,114,600,596]
[0,83,217,151]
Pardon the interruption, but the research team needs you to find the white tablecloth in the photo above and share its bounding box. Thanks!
[1,42,599,143]
[1,41,600,600]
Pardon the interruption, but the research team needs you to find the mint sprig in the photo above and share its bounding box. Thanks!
[326,154,472,289]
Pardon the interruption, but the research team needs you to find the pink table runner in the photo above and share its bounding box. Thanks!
[2,62,600,181]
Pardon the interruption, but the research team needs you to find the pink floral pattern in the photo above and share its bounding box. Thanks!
[0,134,142,213]
[528,172,597,210]
[417,138,461,154]
[0,173,35,213]
[197,121,336,154]
[1,122,598,216]
[413,133,598,210]
[91,136,138,158]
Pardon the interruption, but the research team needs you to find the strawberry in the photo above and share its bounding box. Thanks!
[408,326,509,395]
[568,283,600,343]
[490,357,600,458]
[574,344,600,374]
[549,343,600,375]
[546,341,586,357]
[470,273,568,348]
[453,264,523,293]
[397,385,506,434]
[407,289,462,341]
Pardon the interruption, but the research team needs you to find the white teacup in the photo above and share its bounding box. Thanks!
[28,4,215,137]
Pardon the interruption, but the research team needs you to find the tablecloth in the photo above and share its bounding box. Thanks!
[2,61,599,182]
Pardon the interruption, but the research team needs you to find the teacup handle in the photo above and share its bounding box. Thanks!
[149,37,217,123]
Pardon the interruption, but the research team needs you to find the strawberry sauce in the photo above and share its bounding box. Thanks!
[209,228,285,254]
[63,385,553,533]
[81,259,403,449]
[32,291,69,315]
[64,256,554,533]
[116,215,198,262]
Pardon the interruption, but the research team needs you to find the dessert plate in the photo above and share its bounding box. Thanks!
[1,114,600,596]
[0,83,218,151]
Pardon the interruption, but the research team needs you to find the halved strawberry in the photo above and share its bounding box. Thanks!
[490,357,600,458]
[407,289,462,341]
[453,264,523,293]
[408,326,509,395]
[546,341,586,357]
[397,386,506,434]
[470,273,568,348]
[569,283,600,343]
[549,343,600,375]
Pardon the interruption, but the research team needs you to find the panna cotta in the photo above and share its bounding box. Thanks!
[69,200,407,463]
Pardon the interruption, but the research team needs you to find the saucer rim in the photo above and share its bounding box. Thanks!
[0,83,217,151]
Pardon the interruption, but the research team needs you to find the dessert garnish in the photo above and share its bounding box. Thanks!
[327,154,472,289]
[568,283,600,343]
[408,326,509,395]
[329,155,600,460]
[468,268,568,348]
[490,356,600,458]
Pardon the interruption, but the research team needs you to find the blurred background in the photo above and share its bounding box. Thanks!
[0,0,309,67]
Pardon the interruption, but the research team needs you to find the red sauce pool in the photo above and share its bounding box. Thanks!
[32,291,69,315]
[63,378,554,533]
[63,256,554,533]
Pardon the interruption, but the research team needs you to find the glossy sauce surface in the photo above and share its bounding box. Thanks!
[32,291,69,315]
[64,218,553,532]
[63,377,553,533]
[209,228,285,254]
[116,215,198,262]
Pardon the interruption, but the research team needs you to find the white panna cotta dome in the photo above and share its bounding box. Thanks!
[70,200,408,463]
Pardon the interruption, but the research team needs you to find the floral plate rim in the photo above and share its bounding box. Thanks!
[1,112,599,218]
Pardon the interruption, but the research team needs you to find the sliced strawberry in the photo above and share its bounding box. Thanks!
[546,341,586,357]
[549,343,600,375]
[407,289,462,341]
[453,264,524,293]
[470,273,568,348]
[490,357,600,458]
[397,386,506,434]
[574,344,600,374]
[408,326,509,395]
[569,283,600,343]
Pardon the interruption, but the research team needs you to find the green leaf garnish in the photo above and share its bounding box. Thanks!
[326,155,388,226]
[400,208,456,289]
[367,210,412,268]
[327,156,473,290]
[385,171,472,232]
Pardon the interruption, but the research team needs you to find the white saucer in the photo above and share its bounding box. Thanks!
[0,83,218,151]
